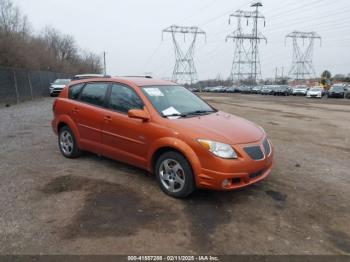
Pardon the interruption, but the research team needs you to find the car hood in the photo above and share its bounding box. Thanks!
[308,91,322,94]
[167,111,264,145]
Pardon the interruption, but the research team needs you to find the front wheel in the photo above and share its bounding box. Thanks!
[155,151,195,198]
[58,126,81,158]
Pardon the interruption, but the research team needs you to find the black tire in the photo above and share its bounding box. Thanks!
[58,126,81,158]
[155,151,195,198]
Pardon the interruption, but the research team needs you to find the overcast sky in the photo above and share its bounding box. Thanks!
[12,0,350,80]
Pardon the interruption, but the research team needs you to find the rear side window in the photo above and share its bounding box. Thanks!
[79,83,109,107]
[109,84,143,113]
[68,84,84,100]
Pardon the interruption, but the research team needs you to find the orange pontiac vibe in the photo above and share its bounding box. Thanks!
[52,77,273,198]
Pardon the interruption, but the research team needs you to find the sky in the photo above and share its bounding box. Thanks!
[12,0,350,80]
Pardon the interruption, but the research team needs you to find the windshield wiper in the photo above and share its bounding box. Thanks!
[163,113,187,118]
[184,110,215,116]
[163,110,215,118]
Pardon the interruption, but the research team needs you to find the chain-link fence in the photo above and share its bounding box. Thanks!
[0,67,72,105]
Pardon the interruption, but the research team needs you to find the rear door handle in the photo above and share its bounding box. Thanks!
[104,115,112,123]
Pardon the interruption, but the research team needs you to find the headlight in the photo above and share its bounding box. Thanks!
[197,139,237,159]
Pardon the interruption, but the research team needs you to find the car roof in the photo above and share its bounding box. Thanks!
[69,76,176,87]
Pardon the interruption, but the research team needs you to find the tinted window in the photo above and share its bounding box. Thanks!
[79,83,109,107]
[109,84,143,113]
[69,83,84,100]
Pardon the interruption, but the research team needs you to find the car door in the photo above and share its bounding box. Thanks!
[101,83,149,169]
[70,82,110,154]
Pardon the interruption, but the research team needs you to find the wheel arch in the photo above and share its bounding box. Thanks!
[55,115,81,146]
[148,138,202,182]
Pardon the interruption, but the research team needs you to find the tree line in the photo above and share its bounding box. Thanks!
[0,0,102,74]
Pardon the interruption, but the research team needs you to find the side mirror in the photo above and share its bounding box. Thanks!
[128,109,150,122]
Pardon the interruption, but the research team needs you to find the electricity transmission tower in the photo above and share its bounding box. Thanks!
[162,25,206,85]
[285,31,321,82]
[226,2,266,85]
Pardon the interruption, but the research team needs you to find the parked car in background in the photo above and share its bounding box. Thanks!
[274,86,290,96]
[251,86,262,94]
[327,85,345,98]
[306,87,324,98]
[345,86,350,99]
[235,86,243,93]
[211,86,224,93]
[292,86,308,96]
[261,86,274,95]
[226,87,236,93]
[52,76,273,198]
[240,86,252,94]
[202,87,211,92]
[188,87,199,93]
[49,79,71,97]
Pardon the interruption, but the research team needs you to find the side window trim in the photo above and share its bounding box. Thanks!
[106,82,145,115]
[76,82,112,108]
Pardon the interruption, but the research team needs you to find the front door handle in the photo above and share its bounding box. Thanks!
[104,115,112,123]
[72,107,79,114]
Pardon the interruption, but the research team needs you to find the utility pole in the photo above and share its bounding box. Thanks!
[226,2,266,86]
[103,51,107,75]
[162,25,206,86]
[285,31,321,84]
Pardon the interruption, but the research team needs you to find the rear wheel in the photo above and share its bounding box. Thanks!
[58,126,81,158]
[155,151,195,198]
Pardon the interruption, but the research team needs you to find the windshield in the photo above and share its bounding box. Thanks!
[310,88,322,91]
[331,86,344,91]
[141,85,215,118]
[54,79,70,85]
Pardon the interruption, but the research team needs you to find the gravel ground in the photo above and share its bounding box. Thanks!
[0,94,350,255]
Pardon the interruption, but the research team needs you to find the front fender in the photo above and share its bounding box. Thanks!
[53,114,81,147]
[147,137,202,179]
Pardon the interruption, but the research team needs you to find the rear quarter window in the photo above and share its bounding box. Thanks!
[68,84,84,100]
[79,83,109,107]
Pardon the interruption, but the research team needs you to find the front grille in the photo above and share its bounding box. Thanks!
[263,139,271,156]
[244,146,264,160]
[249,170,264,180]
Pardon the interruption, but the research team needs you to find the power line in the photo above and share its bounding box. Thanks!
[267,6,350,35]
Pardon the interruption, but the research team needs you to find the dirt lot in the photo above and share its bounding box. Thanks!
[1,94,350,255]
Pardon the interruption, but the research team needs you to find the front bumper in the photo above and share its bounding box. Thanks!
[50,88,64,95]
[196,139,274,191]
[328,93,344,98]
[307,94,322,98]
